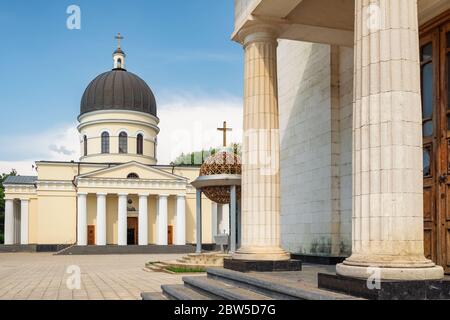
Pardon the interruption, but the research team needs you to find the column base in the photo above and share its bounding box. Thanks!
[232,246,290,261]
[336,254,444,281]
[318,273,450,300]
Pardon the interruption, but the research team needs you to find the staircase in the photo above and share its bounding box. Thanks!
[142,267,361,300]
[146,253,230,272]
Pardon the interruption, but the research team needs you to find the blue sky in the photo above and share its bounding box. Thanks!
[0,1,244,173]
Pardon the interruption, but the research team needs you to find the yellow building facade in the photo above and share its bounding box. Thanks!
[3,44,222,248]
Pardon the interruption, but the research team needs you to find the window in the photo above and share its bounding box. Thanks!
[117,58,122,68]
[83,135,88,157]
[137,134,144,155]
[119,132,128,154]
[101,132,110,154]
[127,173,139,179]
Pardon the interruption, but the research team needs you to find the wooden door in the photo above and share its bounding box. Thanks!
[168,225,173,245]
[87,225,95,245]
[421,11,450,273]
[127,217,138,245]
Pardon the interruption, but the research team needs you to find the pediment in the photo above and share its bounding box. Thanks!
[76,162,187,181]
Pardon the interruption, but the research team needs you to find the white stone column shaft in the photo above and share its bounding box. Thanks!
[138,194,149,246]
[157,195,168,245]
[211,202,218,241]
[20,200,29,245]
[336,0,443,280]
[77,193,87,246]
[233,24,289,261]
[96,193,107,246]
[175,195,186,245]
[118,194,128,246]
[4,199,14,245]
[218,204,229,235]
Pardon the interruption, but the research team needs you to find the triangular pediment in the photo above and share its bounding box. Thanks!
[77,162,188,181]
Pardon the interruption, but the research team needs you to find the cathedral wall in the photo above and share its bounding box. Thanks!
[36,193,76,244]
[278,39,353,257]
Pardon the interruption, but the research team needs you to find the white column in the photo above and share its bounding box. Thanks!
[138,194,149,246]
[118,193,128,246]
[196,190,202,254]
[336,0,443,280]
[20,199,29,245]
[211,202,218,241]
[233,24,289,261]
[96,193,107,246]
[157,195,168,245]
[4,199,14,245]
[218,204,229,235]
[175,195,186,245]
[77,193,87,246]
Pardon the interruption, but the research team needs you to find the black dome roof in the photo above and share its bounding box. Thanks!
[80,69,157,117]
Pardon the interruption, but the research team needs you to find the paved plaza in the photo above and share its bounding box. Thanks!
[0,253,187,300]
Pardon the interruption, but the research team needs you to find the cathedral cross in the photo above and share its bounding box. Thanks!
[115,33,124,48]
[217,121,232,147]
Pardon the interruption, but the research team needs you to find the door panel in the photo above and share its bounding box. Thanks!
[88,225,95,246]
[421,13,450,273]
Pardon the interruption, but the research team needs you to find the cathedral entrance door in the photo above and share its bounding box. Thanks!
[127,217,138,245]
[421,11,450,273]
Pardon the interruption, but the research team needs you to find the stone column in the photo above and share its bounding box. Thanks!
[211,202,218,241]
[77,193,87,246]
[96,193,107,246]
[175,195,186,245]
[118,193,128,246]
[20,199,29,245]
[230,185,237,254]
[233,24,289,261]
[138,194,149,246]
[157,195,168,245]
[218,204,229,235]
[4,199,14,245]
[196,189,202,254]
[336,0,443,280]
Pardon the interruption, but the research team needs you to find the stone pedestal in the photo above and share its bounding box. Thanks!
[233,24,289,262]
[336,0,443,281]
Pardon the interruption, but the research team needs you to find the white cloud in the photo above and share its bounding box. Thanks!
[0,94,243,175]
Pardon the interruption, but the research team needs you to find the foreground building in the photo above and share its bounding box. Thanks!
[233,0,449,279]
[3,43,228,248]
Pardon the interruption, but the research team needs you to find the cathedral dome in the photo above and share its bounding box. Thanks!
[80,69,157,117]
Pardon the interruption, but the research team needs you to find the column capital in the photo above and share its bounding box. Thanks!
[158,194,169,199]
[96,192,108,197]
[238,23,280,47]
[117,193,128,197]
[139,193,150,198]
[77,192,88,196]
[20,198,30,203]
[176,194,186,199]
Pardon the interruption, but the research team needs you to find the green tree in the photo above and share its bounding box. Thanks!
[0,169,17,244]
[171,143,242,165]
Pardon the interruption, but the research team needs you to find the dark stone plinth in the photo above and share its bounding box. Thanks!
[290,253,346,265]
[224,258,302,273]
[318,273,450,300]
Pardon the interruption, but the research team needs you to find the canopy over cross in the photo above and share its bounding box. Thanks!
[217,121,232,147]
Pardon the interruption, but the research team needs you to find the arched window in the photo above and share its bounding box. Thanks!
[137,134,144,155]
[119,132,128,154]
[83,135,88,157]
[117,58,122,68]
[101,132,110,154]
[127,173,139,179]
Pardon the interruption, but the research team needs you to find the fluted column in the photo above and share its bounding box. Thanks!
[336,0,443,280]
[175,195,186,245]
[157,195,168,245]
[118,193,128,246]
[77,193,87,246]
[4,199,14,245]
[233,24,289,261]
[20,199,29,245]
[138,194,149,246]
[211,202,218,240]
[96,193,107,246]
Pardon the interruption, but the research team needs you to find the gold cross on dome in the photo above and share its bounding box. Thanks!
[115,33,124,48]
[217,121,232,147]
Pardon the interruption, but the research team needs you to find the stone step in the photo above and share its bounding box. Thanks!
[183,276,273,300]
[162,284,212,300]
[141,292,168,300]
[206,268,359,300]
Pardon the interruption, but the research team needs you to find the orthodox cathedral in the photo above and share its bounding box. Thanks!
[2,37,222,248]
